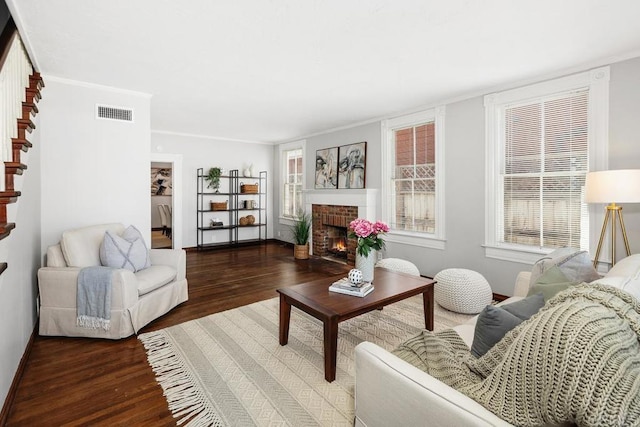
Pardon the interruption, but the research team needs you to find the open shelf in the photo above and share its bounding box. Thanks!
[197,168,267,250]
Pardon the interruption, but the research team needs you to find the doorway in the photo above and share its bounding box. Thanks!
[151,161,173,248]
[150,153,183,249]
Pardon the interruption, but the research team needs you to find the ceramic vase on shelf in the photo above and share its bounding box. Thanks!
[355,250,376,283]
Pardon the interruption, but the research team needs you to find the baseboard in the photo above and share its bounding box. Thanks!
[0,322,37,425]
[276,239,294,249]
[185,239,282,252]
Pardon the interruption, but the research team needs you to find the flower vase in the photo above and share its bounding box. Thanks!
[355,250,376,283]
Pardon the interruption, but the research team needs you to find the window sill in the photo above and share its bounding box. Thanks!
[279,217,296,226]
[483,244,552,265]
[386,231,445,250]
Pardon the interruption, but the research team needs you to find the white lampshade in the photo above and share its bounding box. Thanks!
[585,169,640,204]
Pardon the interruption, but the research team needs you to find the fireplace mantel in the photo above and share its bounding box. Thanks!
[304,189,378,220]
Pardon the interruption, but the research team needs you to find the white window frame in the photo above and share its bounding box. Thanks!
[484,67,609,264]
[279,139,306,223]
[381,107,446,250]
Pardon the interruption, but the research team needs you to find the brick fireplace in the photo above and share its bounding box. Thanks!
[312,204,358,264]
[304,188,378,264]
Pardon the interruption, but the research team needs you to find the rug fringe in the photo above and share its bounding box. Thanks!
[139,331,226,427]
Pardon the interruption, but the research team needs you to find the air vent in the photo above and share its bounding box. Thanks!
[96,104,134,122]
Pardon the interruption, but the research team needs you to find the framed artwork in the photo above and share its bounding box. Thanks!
[338,141,366,189]
[151,167,172,196]
[315,147,338,189]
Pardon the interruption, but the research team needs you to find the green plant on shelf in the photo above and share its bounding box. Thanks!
[205,167,222,192]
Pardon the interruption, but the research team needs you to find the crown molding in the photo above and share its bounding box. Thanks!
[151,129,271,145]
[43,75,153,98]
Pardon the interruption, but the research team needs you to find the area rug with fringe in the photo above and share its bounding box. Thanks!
[138,295,472,426]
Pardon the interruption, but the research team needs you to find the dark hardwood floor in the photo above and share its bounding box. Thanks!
[5,242,351,426]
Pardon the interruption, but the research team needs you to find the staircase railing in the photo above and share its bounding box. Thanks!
[0,17,43,274]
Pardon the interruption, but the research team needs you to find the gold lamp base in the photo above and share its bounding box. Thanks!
[592,203,632,269]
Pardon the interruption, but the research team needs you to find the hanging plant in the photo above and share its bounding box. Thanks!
[206,167,222,192]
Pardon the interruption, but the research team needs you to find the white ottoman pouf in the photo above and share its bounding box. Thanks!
[375,258,420,276]
[434,268,492,314]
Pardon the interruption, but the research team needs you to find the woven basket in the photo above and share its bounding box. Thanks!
[294,243,309,260]
[210,201,228,211]
[240,183,259,194]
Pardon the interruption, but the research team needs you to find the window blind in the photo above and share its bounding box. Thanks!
[502,88,589,249]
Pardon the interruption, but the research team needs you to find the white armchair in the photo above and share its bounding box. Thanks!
[38,223,188,339]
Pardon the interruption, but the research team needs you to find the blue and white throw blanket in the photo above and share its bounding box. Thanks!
[77,266,114,331]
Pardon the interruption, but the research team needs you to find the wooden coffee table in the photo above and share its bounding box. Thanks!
[277,268,435,382]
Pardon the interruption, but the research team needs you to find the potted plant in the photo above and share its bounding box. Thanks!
[205,167,222,192]
[290,210,311,260]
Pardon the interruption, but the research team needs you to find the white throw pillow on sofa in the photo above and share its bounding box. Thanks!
[99,225,151,272]
[591,254,640,301]
[60,223,125,267]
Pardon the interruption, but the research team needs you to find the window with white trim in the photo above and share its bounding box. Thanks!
[485,67,609,260]
[280,141,304,219]
[382,108,445,246]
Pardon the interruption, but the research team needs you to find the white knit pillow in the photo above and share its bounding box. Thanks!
[99,226,151,272]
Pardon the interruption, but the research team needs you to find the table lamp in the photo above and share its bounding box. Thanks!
[585,169,640,268]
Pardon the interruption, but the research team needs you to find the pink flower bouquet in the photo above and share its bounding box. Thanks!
[349,218,389,257]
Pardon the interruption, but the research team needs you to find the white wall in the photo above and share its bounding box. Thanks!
[608,56,640,256]
[273,56,640,295]
[151,132,274,248]
[38,78,152,251]
[0,100,41,406]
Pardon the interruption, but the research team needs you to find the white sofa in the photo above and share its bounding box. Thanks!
[354,256,640,427]
[38,223,189,339]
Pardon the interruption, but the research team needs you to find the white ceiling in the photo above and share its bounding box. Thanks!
[8,0,640,144]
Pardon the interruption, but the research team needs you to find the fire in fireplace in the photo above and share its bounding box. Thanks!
[327,226,348,260]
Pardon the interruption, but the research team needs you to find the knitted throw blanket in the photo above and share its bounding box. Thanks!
[393,284,640,426]
[77,266,113,330]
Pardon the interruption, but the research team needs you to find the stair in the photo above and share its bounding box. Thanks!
[17,118,35,136]
[4,163,27,191]
[0,223,15,239]
[12,138,32,165]
[0,71,43,246]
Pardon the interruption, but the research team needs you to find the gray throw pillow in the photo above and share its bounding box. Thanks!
[528,265,576,302]
[471,305,523,358]
[100,225,151,272]
[501,293,545,320]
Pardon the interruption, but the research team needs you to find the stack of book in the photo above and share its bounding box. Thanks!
[329,278,374,297]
